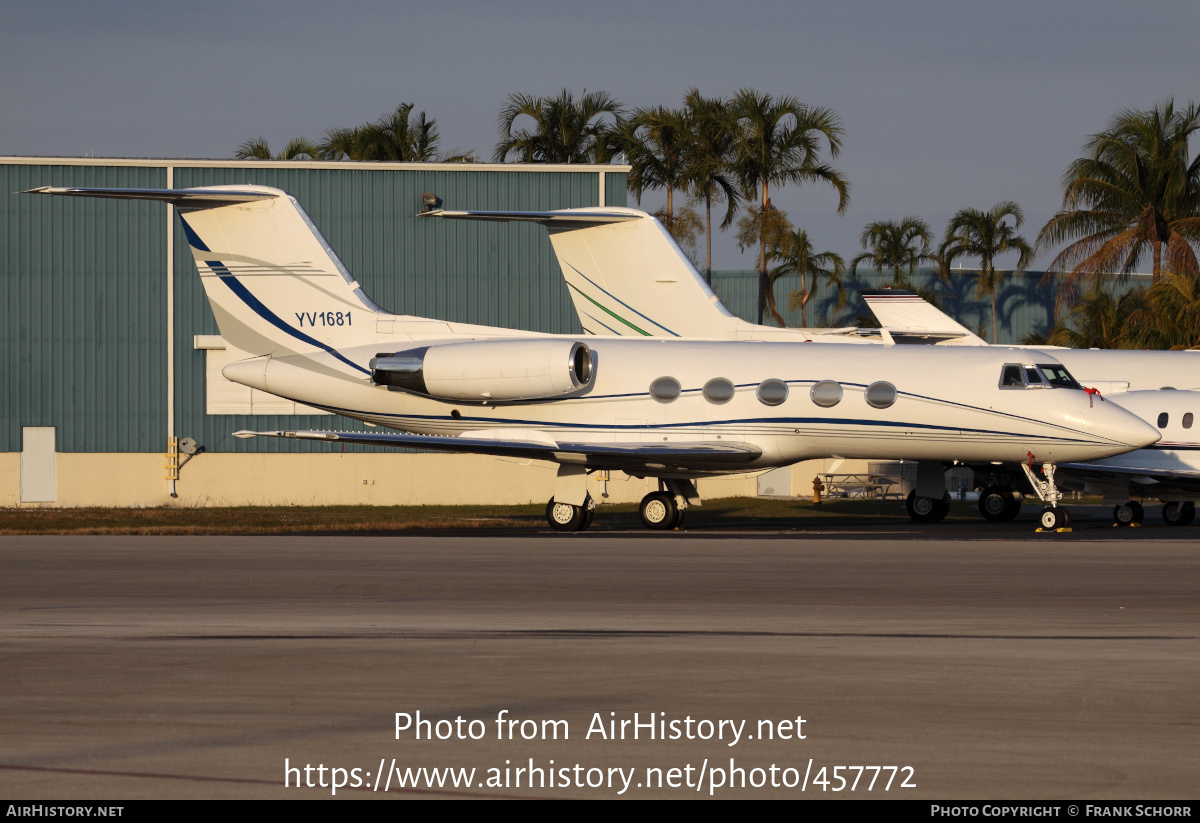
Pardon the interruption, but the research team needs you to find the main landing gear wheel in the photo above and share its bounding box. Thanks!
[640,491,681,530]
[907,491,950,523]
[978,485,1021,522]
[546,496,593,532]
[1162,501,1196,526]
[1113,500,1144,527]
[1039,507,1071,531]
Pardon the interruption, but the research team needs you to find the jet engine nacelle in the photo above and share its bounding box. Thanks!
[370,339,594,402]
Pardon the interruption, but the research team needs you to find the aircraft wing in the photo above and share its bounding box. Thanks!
[234,428,762,473]
[1056,461,1200,495]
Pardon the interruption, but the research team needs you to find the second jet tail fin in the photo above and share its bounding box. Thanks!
[429,207,745,338]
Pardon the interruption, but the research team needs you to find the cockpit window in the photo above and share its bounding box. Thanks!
[1001,365,1024,387]
[1000,363,1083,390]
[1037,364,1082,389]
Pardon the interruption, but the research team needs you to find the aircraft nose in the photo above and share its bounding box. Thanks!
[1091,400,1161,449]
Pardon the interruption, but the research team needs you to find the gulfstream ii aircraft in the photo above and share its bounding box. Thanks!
[27,185,1160,532]
[427,205,1200,527]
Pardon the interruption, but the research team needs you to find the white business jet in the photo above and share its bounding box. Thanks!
[430,204,1198,527]
[861,290,1200,527]
[27,186,1159,532]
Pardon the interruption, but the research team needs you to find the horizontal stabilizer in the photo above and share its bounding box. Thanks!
[23,186,277,208]
[886,330,980,344]
[860,289,986,346]
[233,429,762,471]
[424,209,640,229]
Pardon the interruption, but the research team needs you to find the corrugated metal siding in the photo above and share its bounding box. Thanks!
[2,161,627,455]
[1,164,167,452]
[710,268,1109,344]
[605,172,628,207]
[171,166,609,453]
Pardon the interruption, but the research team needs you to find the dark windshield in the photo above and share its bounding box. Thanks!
[1037,364,1082,389]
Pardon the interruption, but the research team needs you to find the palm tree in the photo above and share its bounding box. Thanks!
[768,228,845,327]
[1126,270,1200,349]
[682,90,741,283]
[1037,99,1200,306]
[730,89,849,323]
[620,106,692,235]
[939,202,1034,343]
[316,104,440,162]
[1044,285,1148,349]
[309,105,451,162]
[850,217,937,287]
[355,104,439,161]
[493,89,624,164]
[316,126,357,161]
[234,136,318,160]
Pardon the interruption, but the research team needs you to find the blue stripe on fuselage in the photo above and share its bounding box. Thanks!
[305,402,1098,443]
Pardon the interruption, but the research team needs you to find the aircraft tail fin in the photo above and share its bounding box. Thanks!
[860,289,987,346]
[26,185,385,362]
[429,207,742,338]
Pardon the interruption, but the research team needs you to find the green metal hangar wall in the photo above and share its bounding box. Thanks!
[3,157,745,507]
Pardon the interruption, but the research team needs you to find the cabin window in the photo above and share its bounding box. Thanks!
[650,377,681,403]
[1157,412,1169,428]
[1184,413,1193,429]
[865,381,898,409]
[757,379,789,406]
[703,378,735,405]
[810,380,843,408]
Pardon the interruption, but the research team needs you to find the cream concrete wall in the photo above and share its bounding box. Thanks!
[0,453,19,507]
[0,452,759,508]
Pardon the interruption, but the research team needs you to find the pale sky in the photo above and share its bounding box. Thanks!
[2,0,1196,269]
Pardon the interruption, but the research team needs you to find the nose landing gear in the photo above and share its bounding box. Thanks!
[1021,461,1072,532]
[1039,506,1072,530]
